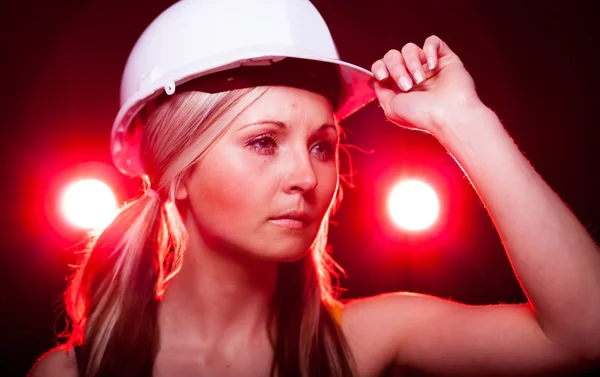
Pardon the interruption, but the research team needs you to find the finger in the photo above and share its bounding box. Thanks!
[382,49,413,92]
[423,35,455,69]
[423,35,441,70]
[401,43,427,85]
[371,59,389,81]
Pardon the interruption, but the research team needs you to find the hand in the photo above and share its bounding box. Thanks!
[371,35,484,136]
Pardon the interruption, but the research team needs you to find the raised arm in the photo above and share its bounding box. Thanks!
[344,36,600,376]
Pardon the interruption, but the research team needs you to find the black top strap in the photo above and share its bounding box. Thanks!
[73,345,83,375]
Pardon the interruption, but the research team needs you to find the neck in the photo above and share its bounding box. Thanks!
[158,228,278,348]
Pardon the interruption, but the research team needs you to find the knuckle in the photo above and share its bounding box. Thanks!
[425,34,441,44]
[383,49,402,62]
[401,42,419,55]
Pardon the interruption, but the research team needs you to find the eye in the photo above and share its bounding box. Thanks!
[311,140,335,161]
[246,134,278,155]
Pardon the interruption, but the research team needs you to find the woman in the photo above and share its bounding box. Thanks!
[29,1,600,376]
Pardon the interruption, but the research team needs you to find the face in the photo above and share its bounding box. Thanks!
[177,86,339,262]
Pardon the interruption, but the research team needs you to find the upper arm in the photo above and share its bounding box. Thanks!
[28,346,78,377]
[341,293,592,377]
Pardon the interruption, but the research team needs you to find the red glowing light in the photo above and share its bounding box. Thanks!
[387,179,440,232]
[60,179,118,230]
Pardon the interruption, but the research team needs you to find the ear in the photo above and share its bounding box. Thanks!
[175,178,189,201]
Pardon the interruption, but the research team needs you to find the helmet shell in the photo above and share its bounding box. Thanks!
[112,0,375,176]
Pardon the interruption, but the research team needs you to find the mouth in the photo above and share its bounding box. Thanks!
[269,211,313,229]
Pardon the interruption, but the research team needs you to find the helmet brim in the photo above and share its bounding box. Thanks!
[111,49,376,176]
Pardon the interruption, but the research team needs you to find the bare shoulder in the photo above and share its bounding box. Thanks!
[28,345,78,377]
[338,292,428,377]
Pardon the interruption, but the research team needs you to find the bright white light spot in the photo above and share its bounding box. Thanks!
[61,179,118,230]
[387,179,440,232]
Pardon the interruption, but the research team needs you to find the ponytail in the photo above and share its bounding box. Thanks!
[65,185,185,377]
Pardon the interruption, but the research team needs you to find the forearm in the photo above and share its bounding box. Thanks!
[436,104,600,359]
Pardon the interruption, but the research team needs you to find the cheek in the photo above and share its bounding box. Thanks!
[192,150,273,221]
[322,158,339,190]
[315,163,339,208]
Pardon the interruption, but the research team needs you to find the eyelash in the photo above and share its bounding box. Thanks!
[246,134,335,161]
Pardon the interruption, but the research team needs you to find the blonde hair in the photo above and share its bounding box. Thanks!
[62,85,356,377]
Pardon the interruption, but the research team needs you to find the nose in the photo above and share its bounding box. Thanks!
[282,149,318,194]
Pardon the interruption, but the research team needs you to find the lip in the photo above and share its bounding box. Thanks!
[269,211,313,229]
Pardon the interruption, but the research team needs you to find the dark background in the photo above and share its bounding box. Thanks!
[2,0,599,375]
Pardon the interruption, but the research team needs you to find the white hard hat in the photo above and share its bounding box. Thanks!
[111,0,376,176]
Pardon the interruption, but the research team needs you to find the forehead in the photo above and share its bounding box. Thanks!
[233,86,336,128]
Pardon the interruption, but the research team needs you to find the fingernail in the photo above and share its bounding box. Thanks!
[414,71,424,84]
[427,57,436,70]
[399,77,412,91]
[375,69,388,81]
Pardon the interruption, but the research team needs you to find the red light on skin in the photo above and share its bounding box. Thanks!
[60,179,118,231]
[387,179,440,232]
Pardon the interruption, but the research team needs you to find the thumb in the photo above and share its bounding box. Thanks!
[372,79,397,117]
[388,90,433,131]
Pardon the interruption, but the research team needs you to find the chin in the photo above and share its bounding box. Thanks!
[242,223,318,261]
[255,243,312,263]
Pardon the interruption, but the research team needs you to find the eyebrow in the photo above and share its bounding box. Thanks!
[237,120,337,133]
